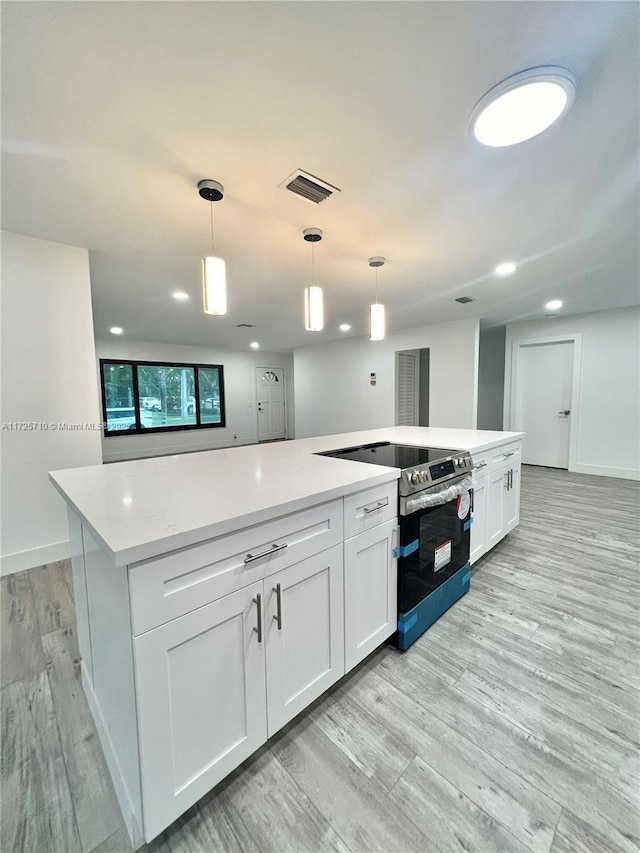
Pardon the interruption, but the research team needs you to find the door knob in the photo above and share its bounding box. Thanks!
[558,410,571,416]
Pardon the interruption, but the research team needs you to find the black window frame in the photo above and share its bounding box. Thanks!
[100,358,226,437]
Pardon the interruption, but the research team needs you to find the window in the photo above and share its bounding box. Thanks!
[100,359,225,436]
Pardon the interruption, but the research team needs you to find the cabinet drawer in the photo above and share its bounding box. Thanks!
[472,442,521,478]
[129,499,343,635]
[343,480,398,540]
[490,442,521,471]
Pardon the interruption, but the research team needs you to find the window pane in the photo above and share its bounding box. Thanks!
[102,363,137,431]
[137,365,196,428]
[198,367,222,424]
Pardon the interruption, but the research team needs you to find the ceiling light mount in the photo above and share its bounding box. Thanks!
[303,227,323,243]
[470,66,577,147]
[197,179,224,202]
[368,256,385,268]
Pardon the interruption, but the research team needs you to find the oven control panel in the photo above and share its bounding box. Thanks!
[429,460,455,480]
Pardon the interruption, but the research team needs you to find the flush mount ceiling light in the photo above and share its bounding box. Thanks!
[495,262,516,277]
[470,66,576,147]
[109,326,123,335]
[198,179,227,316]
[545,299,563,311]
[303,228,324,332]
[368,257,386,342]
[173,291,189,300]
[339,323,351,332]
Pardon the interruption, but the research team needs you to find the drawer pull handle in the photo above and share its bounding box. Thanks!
[473,462,487,470]
[244,542,287,565]
[253,593,263,643]
[503,451,515,459]
[363,498,389,515]
[273,583,282,630]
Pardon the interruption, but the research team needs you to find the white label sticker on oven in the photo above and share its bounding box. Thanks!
[457,491,470,519]
[434,540,452,572]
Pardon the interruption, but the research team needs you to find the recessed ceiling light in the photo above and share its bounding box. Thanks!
[250,342,260,349]
[109,326,124,335]
[545,300,563,311]
[471,66,576,147]
[339,323,351,332]
[495,262,516,277]
[173,291,189,300]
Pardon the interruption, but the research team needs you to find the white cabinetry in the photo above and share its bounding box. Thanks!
[470,441,522,564]
[266,544,344,735]
[134,582,267,840]
[344,518,398,671]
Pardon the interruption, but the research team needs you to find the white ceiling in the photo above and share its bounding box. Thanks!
[2,1,639,352]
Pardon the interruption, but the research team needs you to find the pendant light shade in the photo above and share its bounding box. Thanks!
[198,179,227,316]
[202,256,227,315]
[370,302,386,341]
[303,228,324,332]
[304,285,324,331]
[368,256,386,341]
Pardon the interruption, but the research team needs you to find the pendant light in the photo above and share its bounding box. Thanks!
[303,227,324,331]
[198,179,227,315]
[369,256,386,341]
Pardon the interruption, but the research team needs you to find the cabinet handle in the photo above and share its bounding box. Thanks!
[244,542,287,564]
[504,471,509,489]
[363,498,389,515]
[473,461,487,470]
[503,451,515,459]
[253,593,263,643]
[470,488,475,513]
[509,469,513,490]
[272,583,282,630]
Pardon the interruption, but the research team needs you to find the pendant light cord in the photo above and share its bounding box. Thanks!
[311,241,315,286]
[209,203,215,255]
[375,267,379,304]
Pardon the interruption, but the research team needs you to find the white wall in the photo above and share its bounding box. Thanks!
[477,327,506,431]
[96,339,294,462]
[1,231,103,575]
[294,319,479,437]
[504,308,640,480]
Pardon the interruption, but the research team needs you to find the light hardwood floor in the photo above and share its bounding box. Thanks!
[2,466,639,853]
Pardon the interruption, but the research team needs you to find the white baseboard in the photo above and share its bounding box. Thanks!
[572,462,640,481]
[0,539,70,576]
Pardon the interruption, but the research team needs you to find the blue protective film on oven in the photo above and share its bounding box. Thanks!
[394,539,419,559]
[463,518,473,531]
[397,563,471,651]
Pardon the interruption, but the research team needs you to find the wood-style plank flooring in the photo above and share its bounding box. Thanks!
[2,466,639,853]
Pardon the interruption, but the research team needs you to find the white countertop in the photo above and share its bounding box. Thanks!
[50,426,523,567]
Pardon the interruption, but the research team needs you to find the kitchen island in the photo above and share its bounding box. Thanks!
[49,426,523,847]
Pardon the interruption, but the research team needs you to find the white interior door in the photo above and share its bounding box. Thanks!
[396,352,418,426]
[514,341,574,468]
[255,367,285,441]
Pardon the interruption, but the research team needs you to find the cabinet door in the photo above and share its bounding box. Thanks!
[469,475,488,564]
[344,519,398,672]
[134,582,267,841]
[487,465,508,548]
[265,544,344,736]
[504,463,521,533]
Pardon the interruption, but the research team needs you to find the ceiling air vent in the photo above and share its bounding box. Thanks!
[280,170,340,204]
[236,323,255,328]
[455,296,475,304]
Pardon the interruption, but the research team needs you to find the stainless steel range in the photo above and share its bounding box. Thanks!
[319,441,473,650]
[319,441,472,502]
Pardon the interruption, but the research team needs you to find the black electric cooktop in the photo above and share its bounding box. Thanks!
[319,442,459,469]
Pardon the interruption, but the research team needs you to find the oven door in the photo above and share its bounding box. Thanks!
[398,476,472,615]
